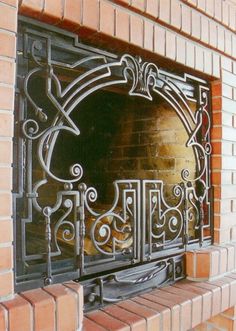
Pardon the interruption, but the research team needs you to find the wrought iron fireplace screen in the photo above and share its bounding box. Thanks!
[14,18,212,305]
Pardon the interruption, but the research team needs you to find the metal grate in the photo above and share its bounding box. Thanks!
[14,17,213,309]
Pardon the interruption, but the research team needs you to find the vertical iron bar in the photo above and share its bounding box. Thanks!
[183,183,189,248]
[78,183,86,276]
[98,278,104,305]
[74,192,81,277]
[199,197,204,247]
[43,206,53,285]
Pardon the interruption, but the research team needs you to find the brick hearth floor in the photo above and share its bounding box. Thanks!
[83,274,236,330]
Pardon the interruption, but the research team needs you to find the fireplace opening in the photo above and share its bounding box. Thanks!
[14,18,213,308]
[24,85,199,258]
[48,89,199,251]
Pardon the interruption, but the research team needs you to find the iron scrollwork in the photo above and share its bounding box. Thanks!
[14,20,212,301]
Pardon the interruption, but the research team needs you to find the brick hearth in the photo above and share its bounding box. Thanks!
[84,273,236,331]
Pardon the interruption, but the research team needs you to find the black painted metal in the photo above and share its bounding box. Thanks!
[14,17,213,307]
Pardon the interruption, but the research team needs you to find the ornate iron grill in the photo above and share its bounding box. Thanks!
[14,17,213,309]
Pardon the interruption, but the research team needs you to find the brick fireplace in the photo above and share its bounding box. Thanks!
[1,0,236,330]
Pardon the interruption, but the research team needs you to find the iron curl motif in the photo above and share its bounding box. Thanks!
[80,181,139,258]
[143,181,185,259]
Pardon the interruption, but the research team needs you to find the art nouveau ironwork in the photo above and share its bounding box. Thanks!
[14,18,212,308]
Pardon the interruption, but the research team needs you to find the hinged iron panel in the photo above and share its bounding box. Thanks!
[14,17,213,307]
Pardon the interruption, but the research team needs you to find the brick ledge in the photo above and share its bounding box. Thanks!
[84,273,236,331]
[0,281,83,331]
[186,243,236,280]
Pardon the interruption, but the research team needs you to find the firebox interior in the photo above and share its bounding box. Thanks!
[25,74,198,258]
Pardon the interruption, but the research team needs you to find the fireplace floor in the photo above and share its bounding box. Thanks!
[83,274,236,331]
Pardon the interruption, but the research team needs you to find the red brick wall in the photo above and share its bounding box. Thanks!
[0,0,17,300]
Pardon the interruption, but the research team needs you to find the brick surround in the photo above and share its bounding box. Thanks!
[0,0,17,302]
[0,0,236,330]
